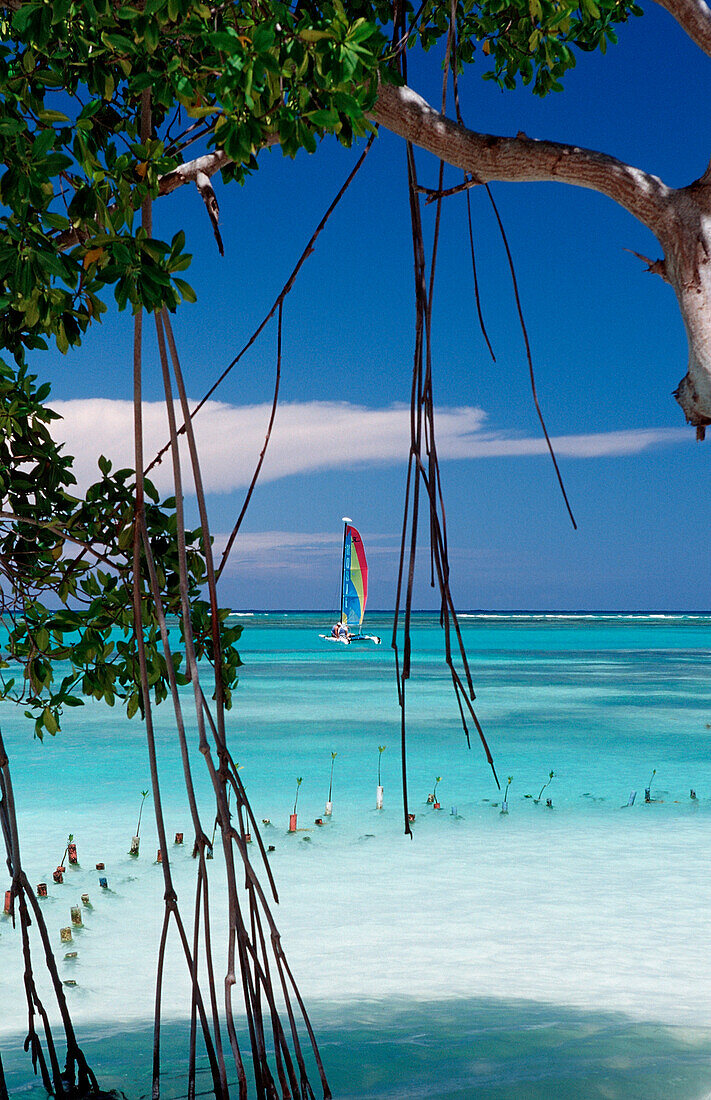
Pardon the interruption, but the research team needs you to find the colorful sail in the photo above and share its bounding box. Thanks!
[341,524,368,630]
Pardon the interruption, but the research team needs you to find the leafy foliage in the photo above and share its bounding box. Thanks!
[0,0,641,359]
[0,362,242,738]
[448,0,642,95]
[0,0,384,360]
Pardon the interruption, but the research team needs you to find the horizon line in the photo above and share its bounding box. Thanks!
[225,608,711,615]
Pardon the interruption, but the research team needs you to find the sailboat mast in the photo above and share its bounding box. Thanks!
[340,516,351,622]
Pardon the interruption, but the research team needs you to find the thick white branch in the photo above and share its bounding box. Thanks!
[653,0,711,57]
[157,134,279,196]
[163,86,675,232]
[159,149,232,195]
[369,82,674,233]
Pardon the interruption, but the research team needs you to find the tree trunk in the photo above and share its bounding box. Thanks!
[660,183,711,436]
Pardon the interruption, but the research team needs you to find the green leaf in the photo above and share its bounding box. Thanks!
[0,118,25,136]
[252,23,275,52]
[173,277,197,303]
[43,707,59,734]
[306,108,339,127]
[43,211,71,230]
[36,109,70,124]
[300,28,332,41]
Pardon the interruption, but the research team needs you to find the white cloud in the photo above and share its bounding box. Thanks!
[211,528,400,576]
[213,530,342,554]
[50,398,690,495]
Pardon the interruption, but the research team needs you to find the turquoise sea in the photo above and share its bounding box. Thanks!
[3,612,711,1099]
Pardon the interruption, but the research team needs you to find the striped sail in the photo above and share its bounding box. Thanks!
[341,525,368,630]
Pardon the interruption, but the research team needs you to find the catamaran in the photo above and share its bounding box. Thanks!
[321,518,381,645]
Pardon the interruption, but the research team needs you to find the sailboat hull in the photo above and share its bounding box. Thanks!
[319,633,381,645]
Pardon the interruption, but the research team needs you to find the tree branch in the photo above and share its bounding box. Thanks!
[653,0,711,58]
[157,137,278,197]
[624,247,670,280]
[57,90,674,250]
[160,84,676,237]
[369,81,674,233]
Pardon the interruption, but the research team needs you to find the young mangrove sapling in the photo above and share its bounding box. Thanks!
[376,745,386,809]
[288,776,304,832]
[293,777,303,817]
[327,752,337,809]
[59,833,73,868]
[377,745,386,786]
[136,790,149,835]
[130,789,149,855]
[535,771,555,804]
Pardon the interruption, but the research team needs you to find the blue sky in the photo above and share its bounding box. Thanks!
[34,2,711,611]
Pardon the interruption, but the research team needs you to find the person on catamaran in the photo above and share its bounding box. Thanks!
[337,620,350,642]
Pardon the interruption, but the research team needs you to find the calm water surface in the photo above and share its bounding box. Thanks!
[2,613,711,1098]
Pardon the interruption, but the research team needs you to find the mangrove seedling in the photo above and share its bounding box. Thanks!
[501,776,513,814]
[433,777,442,805]
[377,745,386,786]
[130,789,150,855]
[535,771,556,804]
[135,790,149,837]
[328,752,337,803]
[293,777,303,816]
[59,833,73,867]
[645,768,656,803]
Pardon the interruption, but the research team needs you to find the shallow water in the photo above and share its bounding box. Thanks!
[2,613,711,1097]
[5,1002,711,1099]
